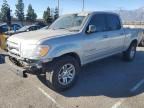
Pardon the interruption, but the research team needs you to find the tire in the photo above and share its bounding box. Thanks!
[139,40,144,47]
[45,55,80,92]
[123,42,137,61]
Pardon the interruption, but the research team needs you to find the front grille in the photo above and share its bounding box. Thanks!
[8,46,19,52]
[7,41,20,57]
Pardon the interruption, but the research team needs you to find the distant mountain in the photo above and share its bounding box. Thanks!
[115,7,144,22]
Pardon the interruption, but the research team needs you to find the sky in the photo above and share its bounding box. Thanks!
[0,0,144,19]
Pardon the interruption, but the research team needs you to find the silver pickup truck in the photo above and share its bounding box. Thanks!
[6,12,142,91]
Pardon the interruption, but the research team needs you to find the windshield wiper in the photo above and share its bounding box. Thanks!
[50,27,79,32]
[52,27,70,31]
[69,29,79,32]
[58,28,65,29]
[58,28,69,30]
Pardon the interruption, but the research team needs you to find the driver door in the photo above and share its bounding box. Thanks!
[82,14,111,64]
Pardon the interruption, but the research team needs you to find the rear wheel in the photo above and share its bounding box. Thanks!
[45,55,80,92]
[123,42,137,61]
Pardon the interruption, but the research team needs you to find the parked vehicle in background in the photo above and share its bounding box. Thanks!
[1,24,42,50]
[34,22,47,28]
[40,25,49,30]
[0,23,22,32]
[6,12,143,91]
[6,24,41,36]
[139,31,144,46]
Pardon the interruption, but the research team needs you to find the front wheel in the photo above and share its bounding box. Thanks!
[139,40,144,47]
[45,56,80,92]
[123,42,137,61]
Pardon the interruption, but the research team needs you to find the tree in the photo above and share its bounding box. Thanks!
[26,4,37,22]
[43,7,53,24]
[15,0,24,23]
[0,12,2,21]
[54,7,59,20]
[0,0,10,22]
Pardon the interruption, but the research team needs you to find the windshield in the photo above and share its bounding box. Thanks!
[49,14,88,31]
[41,26,49,30]
[18,26,29,31]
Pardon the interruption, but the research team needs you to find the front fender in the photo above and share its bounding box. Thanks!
[47,44,82,61]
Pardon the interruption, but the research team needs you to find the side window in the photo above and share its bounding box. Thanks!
[28,27,33,31]
[88,14,107,32]
[35,26,40,30]
[106,14,121,31]
[29,26,39,31]
[33,26,37,30]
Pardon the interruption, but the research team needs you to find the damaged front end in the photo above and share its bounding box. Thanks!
[6,40,49,77]
[6,56,43,77]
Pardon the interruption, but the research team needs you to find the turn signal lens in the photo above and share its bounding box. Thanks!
[39,46,49,57]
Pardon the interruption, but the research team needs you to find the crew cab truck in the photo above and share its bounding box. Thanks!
[6,12,142,91]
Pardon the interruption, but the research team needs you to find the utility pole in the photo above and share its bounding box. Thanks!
[82,0,85,11]
[140,12,144,28]
[58,0,60,15]
[7,8,11,31]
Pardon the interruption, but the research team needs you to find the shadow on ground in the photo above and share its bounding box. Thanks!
[36,50,144,98]
[1,49,144,99]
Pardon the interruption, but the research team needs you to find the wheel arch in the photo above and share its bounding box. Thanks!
[54,52,82,67]
[131,39,138,46]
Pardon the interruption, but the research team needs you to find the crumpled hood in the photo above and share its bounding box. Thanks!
[8,29,76,44]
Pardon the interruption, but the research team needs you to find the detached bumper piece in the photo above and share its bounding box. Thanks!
[5,56,27,77]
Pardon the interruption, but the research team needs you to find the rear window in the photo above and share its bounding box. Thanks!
[106,14,121,31]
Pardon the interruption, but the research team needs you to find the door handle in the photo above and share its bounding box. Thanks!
[103,35,108,38]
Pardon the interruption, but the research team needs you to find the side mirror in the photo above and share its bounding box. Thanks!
[87,25,96,33]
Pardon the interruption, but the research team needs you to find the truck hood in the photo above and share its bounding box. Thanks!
[8,29,76,44]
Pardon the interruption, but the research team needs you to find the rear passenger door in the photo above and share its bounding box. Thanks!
[106,14,125,53]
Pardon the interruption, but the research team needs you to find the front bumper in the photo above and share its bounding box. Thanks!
[6,56,53,78]
[5,55,47,77]
[5,56,27,77]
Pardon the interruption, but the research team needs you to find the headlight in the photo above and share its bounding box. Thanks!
[21,44,50,59]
